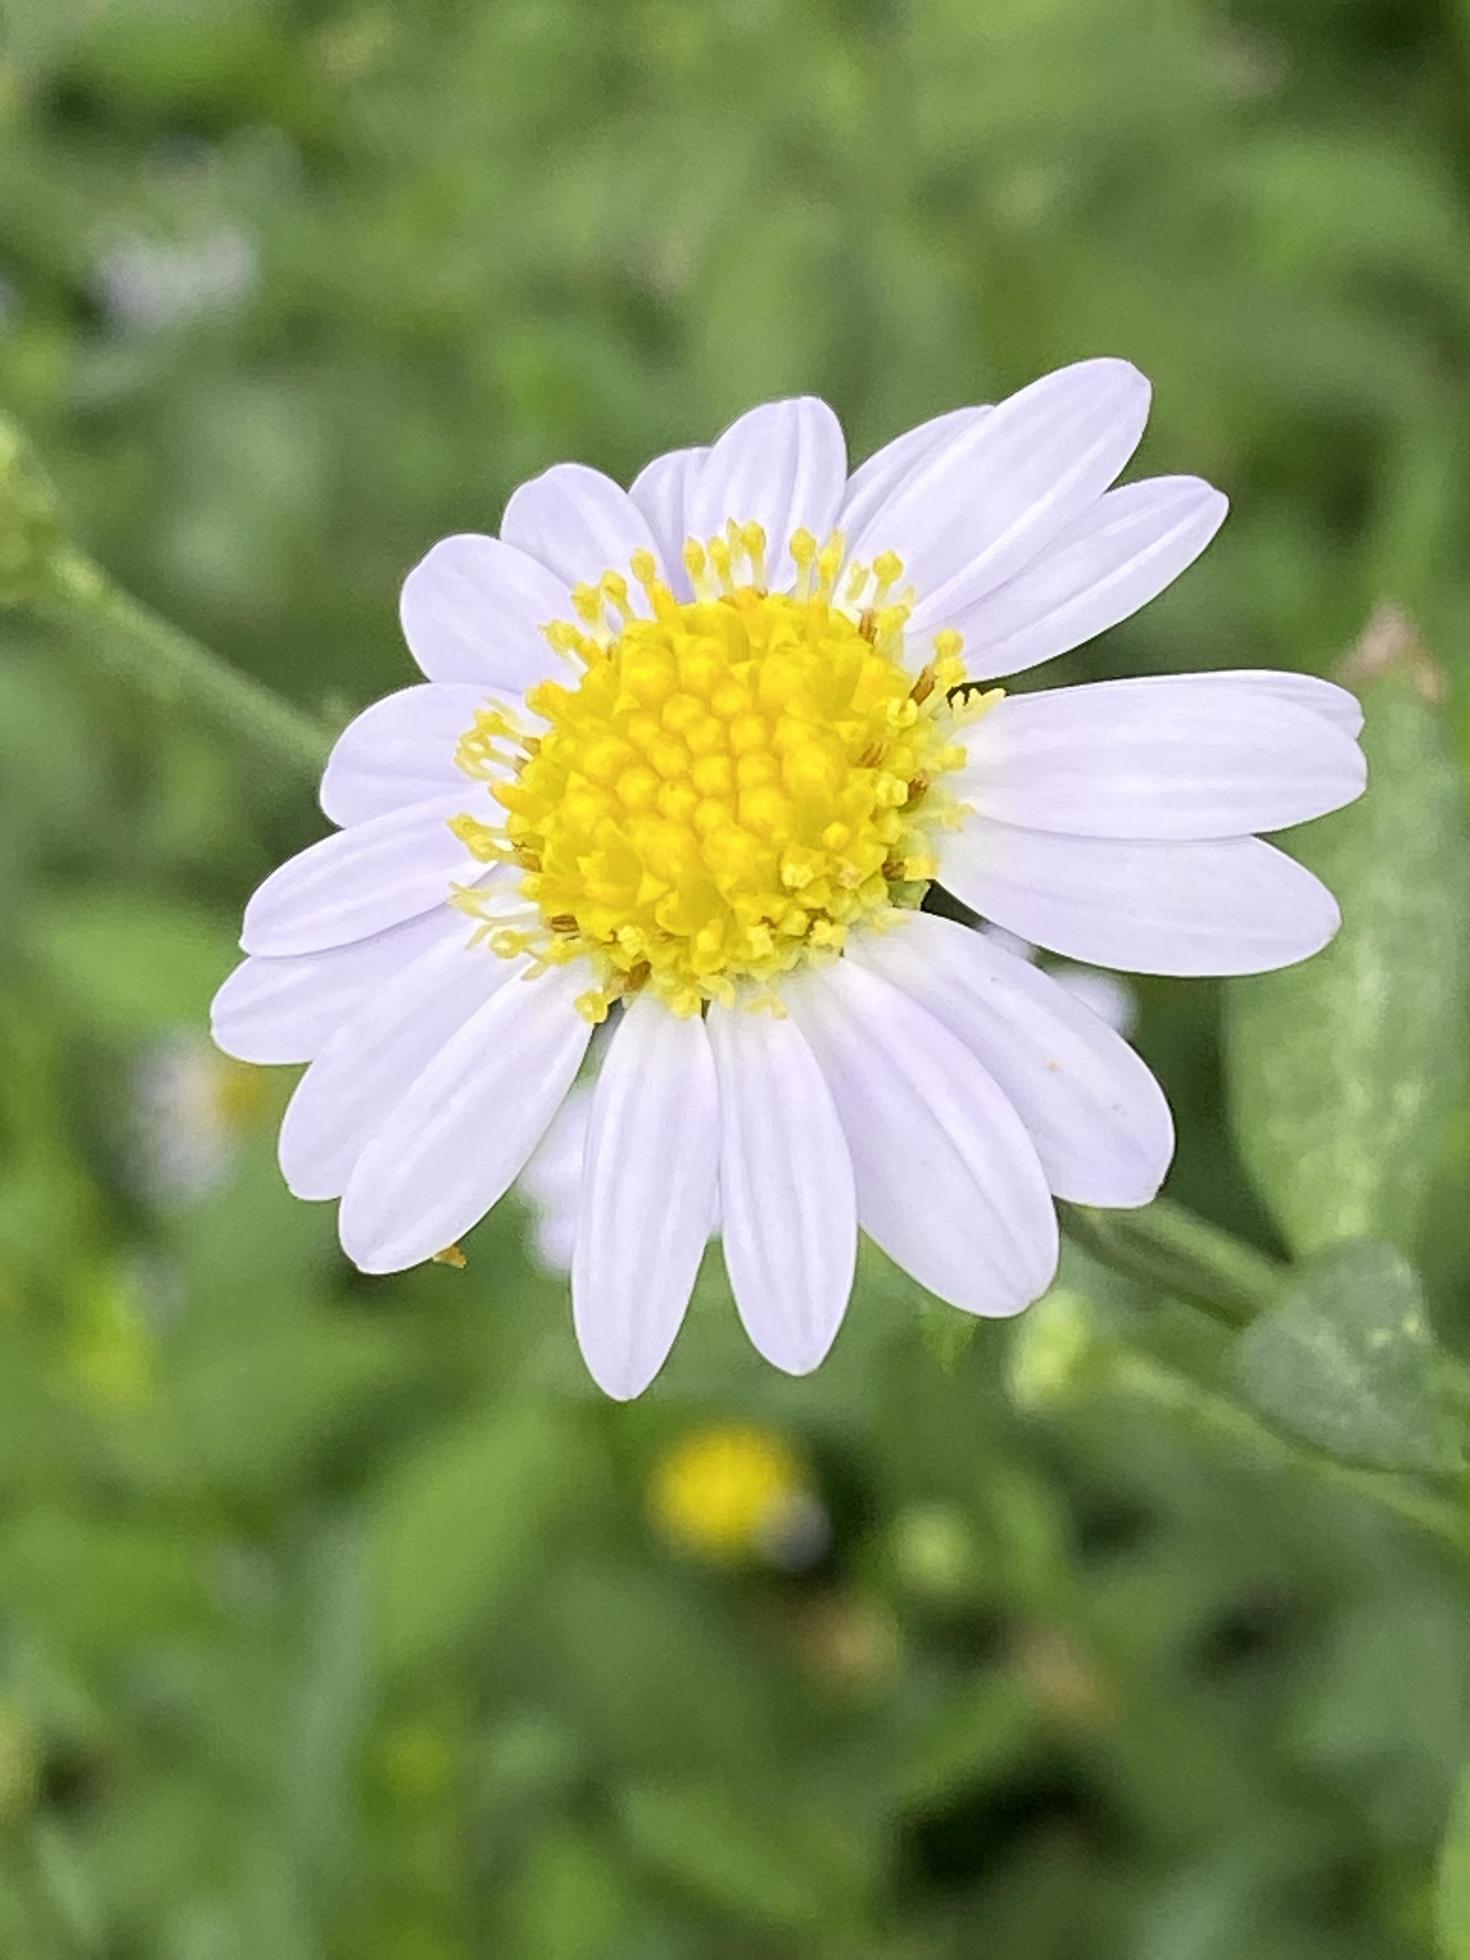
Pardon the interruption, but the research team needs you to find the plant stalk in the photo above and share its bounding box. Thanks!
[35,547,332,778]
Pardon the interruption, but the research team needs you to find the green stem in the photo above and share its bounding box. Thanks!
[1064,1205,1470,1547]
[35,547,332,777]
[1062,1198,1286,1329]
[1107,1348,1469,1549]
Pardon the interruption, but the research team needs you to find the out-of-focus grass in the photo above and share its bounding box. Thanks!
[2,0,1470,1953]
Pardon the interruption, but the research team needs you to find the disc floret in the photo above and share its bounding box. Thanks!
[451,529,996,1019]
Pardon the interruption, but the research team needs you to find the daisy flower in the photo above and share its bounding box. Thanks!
[212,360,1366,1398]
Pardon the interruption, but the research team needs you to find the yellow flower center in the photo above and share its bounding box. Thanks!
[450,525,996,1019]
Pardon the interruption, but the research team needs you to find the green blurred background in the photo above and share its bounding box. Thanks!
[4,0,1470,1954]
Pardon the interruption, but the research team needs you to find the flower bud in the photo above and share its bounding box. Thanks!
[889,1503,979,1602]
[1006,1286,1104,1414]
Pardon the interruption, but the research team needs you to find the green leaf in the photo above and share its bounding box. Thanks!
[1437,1762,1470,1959]
[1226,612,1470,1257]
[540,1564,786,1777]
[502,1826,642,1960]
[898,1672,1039,1809]
[1233,1239,1449,1472]
[161,1320,400,1493]
[616,1779,868,1936]
[25,890,236,1039]
[363,1403,590,1675]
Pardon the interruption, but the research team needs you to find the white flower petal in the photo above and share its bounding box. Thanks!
[942,821,1342,976]
[783,960,1058,1317]
[319,684,494,828]
[1096,668,1364,738]
[952,476,1228,680]
[399,534,570,688]
[572,999,719,1400]
[241,795,482,956]
[687,397,847,589]
[844,359,1152,631]
[838,406,989,542]
[339,964,592,1273]
[849,914,1172,1207]
[629,445,708,594]
[534,1212,578,1274]
[519,1080,593,1216]
[211,908,465,1064]
[979,923,1038,965]
[500,463,662,589]
[708,1002,856,1376]
[976,926,1139,1035]
[277,925,510,1201]
[1050,965,1137,1037]
[956,679,1366,839]
[519,1068,721,1278]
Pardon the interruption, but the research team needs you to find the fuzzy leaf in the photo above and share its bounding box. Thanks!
[364,1404,590,1674]
[1233,1239,1448,1473]
[1226,612,1470,1257]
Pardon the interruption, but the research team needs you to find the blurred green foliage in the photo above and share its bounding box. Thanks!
[4,0,1470,1954]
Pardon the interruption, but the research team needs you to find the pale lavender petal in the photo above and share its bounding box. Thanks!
[941,821,1342,976]
[572,1000,719,1399]
[399,534,570,687]
[687,398,847,589]
[277,925,511,1201]
[241,795,487,956]
[320,683,496,828]
[783,960,1057,1316]
[1090,668,1364,738]
[1050,965,1137,1037]
[501,463,662,590]
[211,908,468,1065]
[953,476,1227,679]
[956,678,1366,838]
[339,964,592,1273]
[708,1001,856,1375]
[629,445,708,595]
[849,913,1172,1206]
[843,359,1151,632]
[838,406,989,543]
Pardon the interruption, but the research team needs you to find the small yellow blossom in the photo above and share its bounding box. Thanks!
[647,1424,823,1565]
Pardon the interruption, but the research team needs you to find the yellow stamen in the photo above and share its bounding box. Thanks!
[447,529,996,1012]
[741,521,768,586]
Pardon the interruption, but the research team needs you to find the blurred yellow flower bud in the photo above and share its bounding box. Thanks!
[647,1424,827,1568]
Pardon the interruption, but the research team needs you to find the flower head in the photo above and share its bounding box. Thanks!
[213,361,1366,1397]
